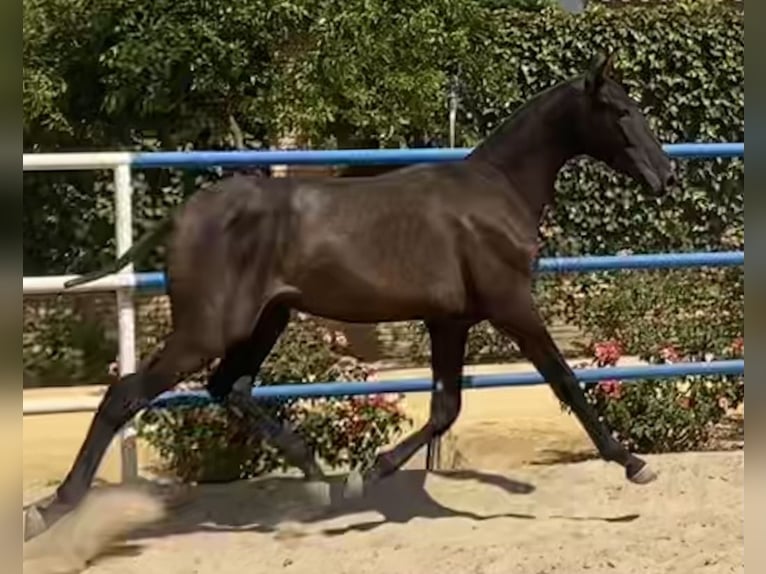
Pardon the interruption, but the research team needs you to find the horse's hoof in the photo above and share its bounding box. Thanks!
[304,481,332,507]
[23,505,47,541]
[627,462,658,485]
[342,470,365,500]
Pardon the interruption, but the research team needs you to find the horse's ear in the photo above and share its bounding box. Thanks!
[584,51,615,97]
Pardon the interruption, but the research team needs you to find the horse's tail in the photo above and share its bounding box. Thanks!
[23,486,167,574]
[64,217,174,289]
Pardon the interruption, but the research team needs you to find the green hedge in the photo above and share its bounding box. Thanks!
[23,0,743,275]
[475,2,744,256]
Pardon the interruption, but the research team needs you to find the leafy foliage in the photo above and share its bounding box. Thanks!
[23,0,743,275]
[545,226,744,360]
[136,394,410,483]
[23,296,117,387]
[574,337,744,454]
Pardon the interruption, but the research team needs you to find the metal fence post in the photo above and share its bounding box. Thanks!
[425,389,443,471]
[113,163,139,482]
[426,81,461,472]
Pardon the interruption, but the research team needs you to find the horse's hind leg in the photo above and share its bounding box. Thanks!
[205,302,290,402]
[207,303,329,484]
[29,330,213,537]
[343,319,469,498]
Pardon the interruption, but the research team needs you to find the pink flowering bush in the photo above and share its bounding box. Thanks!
[544,244,744,453]
[136,312,410,483]
[547,264,744,364]
[572,337,744,453]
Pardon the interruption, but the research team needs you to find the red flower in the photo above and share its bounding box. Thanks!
[597,379,622,399]
[677,396,694,409]
[659,345,681,364]
[348,417,367,435]
[369,395,387,408]
[593,340,622,367]
[731,337,744,356]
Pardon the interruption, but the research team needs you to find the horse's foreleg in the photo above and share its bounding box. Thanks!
[487,293,656,485]
[343,320,469,498]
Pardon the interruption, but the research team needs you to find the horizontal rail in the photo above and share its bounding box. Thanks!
[22,359,744,415]
[151,359,745,404]
[21,142,745,480]
[22,152,134,171]
[22,399,103,416]
[23,273,137,295]
[535,250,744,273]
[22,251,744,295]
[22,142,744,171]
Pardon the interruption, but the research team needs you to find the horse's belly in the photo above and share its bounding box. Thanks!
[285,208,471,322]
[291,265,468,323]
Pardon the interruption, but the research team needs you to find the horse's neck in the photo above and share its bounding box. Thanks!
[468,85,579,222]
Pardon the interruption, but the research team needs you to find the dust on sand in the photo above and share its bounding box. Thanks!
[23,486,168,574]
[20,451,741,574]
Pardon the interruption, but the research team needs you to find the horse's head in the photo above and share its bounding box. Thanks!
[577,51,675,193]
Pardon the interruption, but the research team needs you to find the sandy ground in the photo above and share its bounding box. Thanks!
[23,452,745,574]
[20,361,744,574]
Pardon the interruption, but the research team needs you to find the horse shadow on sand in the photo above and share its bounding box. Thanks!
[127,467,639,542]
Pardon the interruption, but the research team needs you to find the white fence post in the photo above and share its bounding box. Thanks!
[113,163,139,482]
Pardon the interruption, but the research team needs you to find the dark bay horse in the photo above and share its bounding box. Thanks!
[29,52,674,536]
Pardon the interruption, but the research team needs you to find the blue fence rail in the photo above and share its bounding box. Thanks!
[121,141,742,407]
[131,142,744,169]
[130,251,744,292]
[152,360,745,408]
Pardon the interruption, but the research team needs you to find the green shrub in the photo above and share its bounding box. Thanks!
[136,395,410,483]
[379,320,523,366]
[552,236,744,453]
[24,1,743,276]
[545,226,744,361]
[23,297,116,387]
[136,312,411,483]
[575,338,743,454]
